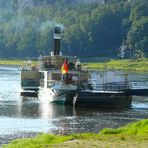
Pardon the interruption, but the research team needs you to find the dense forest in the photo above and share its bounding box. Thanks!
[0,0,147,59]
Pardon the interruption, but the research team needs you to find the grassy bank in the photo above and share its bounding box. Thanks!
[3,119,148,148]
[83,59,148,72]
[0,59,148,72]
[0,60,37,66]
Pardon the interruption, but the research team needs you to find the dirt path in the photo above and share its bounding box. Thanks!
[53,137,148,148]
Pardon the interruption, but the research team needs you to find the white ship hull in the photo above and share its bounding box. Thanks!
[39,86,76,105]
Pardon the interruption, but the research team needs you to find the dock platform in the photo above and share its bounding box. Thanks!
[74,83,132,108]
[74,90,132,108]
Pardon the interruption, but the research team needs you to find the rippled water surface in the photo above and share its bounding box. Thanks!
[0,66,148,145]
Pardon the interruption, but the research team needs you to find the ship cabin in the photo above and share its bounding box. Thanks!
[38,54,90,90]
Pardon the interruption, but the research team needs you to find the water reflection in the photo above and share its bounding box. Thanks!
[0,66,148,138]
[18,97,40,118]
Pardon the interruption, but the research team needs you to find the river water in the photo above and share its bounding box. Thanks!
[0,66,148,145]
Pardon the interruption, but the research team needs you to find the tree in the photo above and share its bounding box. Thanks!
[127,17,148,57]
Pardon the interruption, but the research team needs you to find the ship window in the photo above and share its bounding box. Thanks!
[52,73,61,80]
[40,72,44,79]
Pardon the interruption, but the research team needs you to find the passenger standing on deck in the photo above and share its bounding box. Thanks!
[72,75,78,85]
[75,60,81,71]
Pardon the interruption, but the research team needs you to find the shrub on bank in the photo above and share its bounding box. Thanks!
[3,119,148,148]
[100,119,148,135]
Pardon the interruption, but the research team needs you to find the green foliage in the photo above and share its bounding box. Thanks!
[3,119,148,148]
[3,134,72,148]
[0,0,147,58]
[0,59,37,66]
[127,0,148,58]
[100,119,148,136]
[84,59,148,72]
[1,59,148,72]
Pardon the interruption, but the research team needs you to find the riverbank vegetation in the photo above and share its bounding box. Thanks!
[1,59,148,72]
[0,59,37,66]
[0,0,147,58]
[83,59,148,72]
[3,119,148,148]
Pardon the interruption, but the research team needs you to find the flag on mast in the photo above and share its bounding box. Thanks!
[61,59,68,74]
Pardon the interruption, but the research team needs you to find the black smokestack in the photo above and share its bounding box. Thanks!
[53,26,61,55]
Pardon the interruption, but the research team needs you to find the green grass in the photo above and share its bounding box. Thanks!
[0,60,37,66]
[83,59,148,72]
[100,119,148,135]
[3,134,72,148]
[0,59,148,72]
[3,119,148,148]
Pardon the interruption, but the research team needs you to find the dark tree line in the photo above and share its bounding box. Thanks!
[0,0,147,59]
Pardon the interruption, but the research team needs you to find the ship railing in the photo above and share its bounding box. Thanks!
[92,82,132,92]
[40,66,87,71]
[47,80,57,87]
[39,79,56,88]
[20,60,32,71]
[47,79,78,88]
[129,81,148,88]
